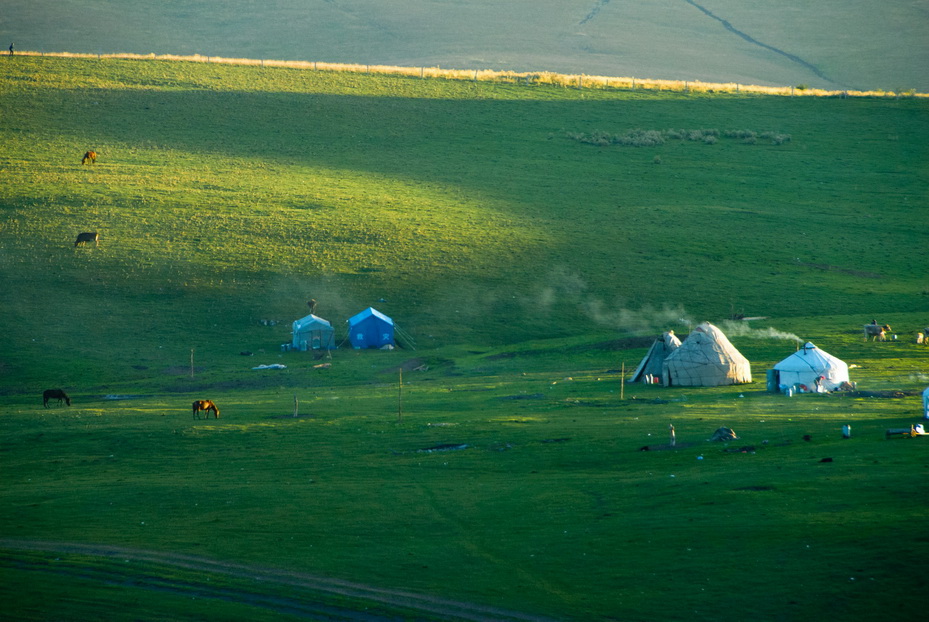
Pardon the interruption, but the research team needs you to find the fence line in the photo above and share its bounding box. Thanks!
[16,51,927,98]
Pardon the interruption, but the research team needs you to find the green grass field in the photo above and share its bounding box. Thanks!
[1,56,928,620]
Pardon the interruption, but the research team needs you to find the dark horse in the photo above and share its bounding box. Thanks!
[74,232,99,247]
[192,400,220,419]
[43,389,71,408]
[82,150,97,165]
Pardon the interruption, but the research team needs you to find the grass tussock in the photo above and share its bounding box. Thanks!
[567,128,791,147]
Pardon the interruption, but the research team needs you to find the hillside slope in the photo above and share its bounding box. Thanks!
[0,57,926,389]
[2,0,928,90]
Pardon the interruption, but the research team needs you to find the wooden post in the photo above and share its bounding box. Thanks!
[190,349,195,378]
[620,362,625,400]
[293,394,299,418]
[398,369,403,422]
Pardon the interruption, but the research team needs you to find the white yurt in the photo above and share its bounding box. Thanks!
[662,322,752,386]
[291,314,336,351]
[769,342,849,392]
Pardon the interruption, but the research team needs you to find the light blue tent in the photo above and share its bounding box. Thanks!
[347,307,395,349]
[291,314,336,351]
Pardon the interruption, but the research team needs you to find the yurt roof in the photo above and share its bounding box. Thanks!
[773,342,846,372]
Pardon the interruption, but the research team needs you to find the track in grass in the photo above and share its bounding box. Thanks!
[0,539,555,622]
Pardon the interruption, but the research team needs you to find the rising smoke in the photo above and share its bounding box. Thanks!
[719,320,803,343]
[536,267,692,334]
[537,267,804,340]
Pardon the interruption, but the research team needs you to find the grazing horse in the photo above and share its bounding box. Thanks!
[81,150,97,165]
[192,400,220,419]
[863,324,891,341]
[74,232,99,247]
[43,389,71,408]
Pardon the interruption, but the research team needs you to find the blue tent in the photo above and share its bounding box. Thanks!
[347,307,395,349]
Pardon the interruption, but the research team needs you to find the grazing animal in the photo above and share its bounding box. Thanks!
[192,400,220,419]
[863,324,891,341]
[74,232,99,247]
[81,150,97,165]
[43,389,71,408]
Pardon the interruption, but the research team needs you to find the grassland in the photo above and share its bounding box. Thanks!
[1,56,928,620]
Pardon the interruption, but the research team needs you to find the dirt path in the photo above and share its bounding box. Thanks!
[0,539,557,622]
[681,0,838,85]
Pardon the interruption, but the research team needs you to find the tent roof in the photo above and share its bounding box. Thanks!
[773,342,846,373]
[348,307,393,326]
[629,331,681,382]
[293,314,333,331]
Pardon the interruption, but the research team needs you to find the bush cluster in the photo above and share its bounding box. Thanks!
[569,128,791,147]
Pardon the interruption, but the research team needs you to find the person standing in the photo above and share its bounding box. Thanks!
[8,43,13,56]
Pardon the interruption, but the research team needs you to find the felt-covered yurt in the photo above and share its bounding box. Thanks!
[291,314,336,350]
[769,342,849,392]
[629,331,682,383]
[662,322,752,386]
[347,307,395,349]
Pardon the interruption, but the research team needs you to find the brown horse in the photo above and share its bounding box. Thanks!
[192,400,220,419]
[43,389,71,408]
[81,150,97,165]
[74,232,99,247]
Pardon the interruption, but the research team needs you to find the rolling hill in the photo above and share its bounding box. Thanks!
[3,1,928,91]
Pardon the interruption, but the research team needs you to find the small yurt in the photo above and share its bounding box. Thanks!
[662,322,752,386]
[347,307,395,349]
[291,314,336,351]
[629,331,681,383]
[769,342,849,392]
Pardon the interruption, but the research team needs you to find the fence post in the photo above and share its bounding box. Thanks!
[420,67,425,78]
[577,75,582,89]
[632,77,635,89]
